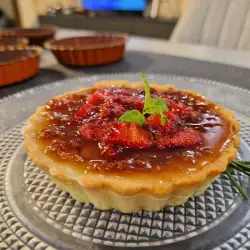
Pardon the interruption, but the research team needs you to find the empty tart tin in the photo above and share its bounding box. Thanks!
[0,36,28,48]
[0,46,41,87]
[0,26,56,46]
[45,34,128,67]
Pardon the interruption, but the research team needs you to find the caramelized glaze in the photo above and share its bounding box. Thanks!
[36,87,232,177]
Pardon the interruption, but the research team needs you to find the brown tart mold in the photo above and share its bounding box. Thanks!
[0,36,28,48]
[0,46,41,87]
[0,26,56,46]
[45,34,128,67]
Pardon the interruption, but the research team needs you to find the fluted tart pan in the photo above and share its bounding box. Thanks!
[0,46,41,87]
[45,34,128,67]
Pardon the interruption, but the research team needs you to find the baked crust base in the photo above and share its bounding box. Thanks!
[23,81,240,212]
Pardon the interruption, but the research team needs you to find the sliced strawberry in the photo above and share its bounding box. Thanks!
[164,111,181,133]
[70,116,82,125]
[106,95,144,111]
[156,128,201,149]
[75,103,93,118]
[99,103,126,118]
[105,122,127,144]
[87,90,104,105]
[71,103,95,125]
[146,114,163,132]
[87,89,143,111]
[79,122,107,140]
[180,109,203,122]
[170,103,202,122]
[120,96,144,111]
[169,103,191,112]
[147,111,180,134]
[128,123,152,147]
[80,121,152,148]
[106,122,152,148]
[79,123,95,139]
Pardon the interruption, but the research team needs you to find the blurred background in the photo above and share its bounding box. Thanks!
[0,0,190,38]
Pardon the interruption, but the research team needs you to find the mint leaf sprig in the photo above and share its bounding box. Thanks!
[119,73,168,126]
[118,110,145,127]
[225,160,250,200]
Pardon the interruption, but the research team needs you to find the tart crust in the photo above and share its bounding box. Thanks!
[23,81,240,212]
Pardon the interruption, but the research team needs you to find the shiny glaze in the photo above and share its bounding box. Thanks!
[36,87,231,176]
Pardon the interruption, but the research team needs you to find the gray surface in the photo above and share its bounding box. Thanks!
[1,74,250,250]
[2,50,250,101]
[60,51,250,90]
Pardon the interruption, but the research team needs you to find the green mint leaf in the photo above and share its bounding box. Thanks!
[118,110,145,127]
[140,73,151,111]
[140,74,169,126]
[154,97,168,112]
[160,113,167,125]
[143,97,168,126]
[119,73,169,126]
[143,105,162,116]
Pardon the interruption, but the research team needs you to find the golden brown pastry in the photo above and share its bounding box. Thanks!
[23,79,240,212]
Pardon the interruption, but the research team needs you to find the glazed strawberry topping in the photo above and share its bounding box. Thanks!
[156,128,201,149]
[70,89,202,152]
[99,103,126,118]
[146,111,181,134]
[38,86,229,172]
[80,121,153,148]
[105,122,153,148]
[71,103,96,125]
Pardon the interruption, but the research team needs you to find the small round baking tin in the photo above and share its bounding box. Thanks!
[45,34,128,67]
[0,36,28,48]
[0,46,41,87]
[0,26,56,46]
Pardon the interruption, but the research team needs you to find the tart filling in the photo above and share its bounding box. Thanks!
[23,80,240,211]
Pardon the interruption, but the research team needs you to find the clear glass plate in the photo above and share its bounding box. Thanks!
[1,73,250,250]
